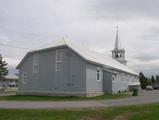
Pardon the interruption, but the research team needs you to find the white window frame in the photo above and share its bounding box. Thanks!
[56,49,63,71]
[112,74,116,81]
[22,73,27,84]
[97,67,100,81]
[33,53,39,73]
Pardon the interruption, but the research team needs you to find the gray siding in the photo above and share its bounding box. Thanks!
[64,48,86,92]
[112,72,132,93]
[112,72,129,93]
[18,46,140,97]
[18,47,86,95]
[103,71,112,94]
[86,63,103,95]
[18,55,34,91]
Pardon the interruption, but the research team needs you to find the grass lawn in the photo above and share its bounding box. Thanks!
[0,103,159,120]
[0,93,129,101]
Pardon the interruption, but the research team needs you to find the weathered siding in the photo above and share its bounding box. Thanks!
[17,45,140,97]
[18,47,86,96]
[103,70,113,94]
[64,48,86,92]
[112,72,131,94]
[86,63,103,96]
[18,55,34,91]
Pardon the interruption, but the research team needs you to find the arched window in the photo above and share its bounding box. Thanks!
[115,54,118,58]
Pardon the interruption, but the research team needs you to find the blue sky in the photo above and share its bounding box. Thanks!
[0,0,159,78]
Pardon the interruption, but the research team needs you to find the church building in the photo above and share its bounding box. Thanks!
[16,29,140,97]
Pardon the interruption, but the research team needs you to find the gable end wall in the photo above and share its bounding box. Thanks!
[17,47,87,96]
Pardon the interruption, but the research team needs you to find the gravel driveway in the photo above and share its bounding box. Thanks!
[0,90,159,109]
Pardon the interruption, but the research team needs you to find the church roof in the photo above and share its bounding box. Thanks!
[17,37,138,76]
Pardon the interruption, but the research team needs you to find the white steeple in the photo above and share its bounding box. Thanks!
[112,27,127,65]
[115,26,122,50]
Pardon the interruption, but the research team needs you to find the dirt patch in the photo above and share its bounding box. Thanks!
[80,114,128,120]
[113,113,130,120]
[80,116,101,120]
[113,115,128,120]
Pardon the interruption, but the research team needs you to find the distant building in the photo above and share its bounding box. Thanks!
[16,31,140,97]
[0,77,18,88]
[0,54,18,88]
[153,81,159,89]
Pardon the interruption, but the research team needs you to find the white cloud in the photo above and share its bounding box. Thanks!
[0,0,159,77]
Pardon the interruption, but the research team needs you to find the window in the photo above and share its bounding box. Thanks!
[115,54,118,58]
[56,63,62,70]
[112,75,115,81]
[56,49,63,71]
[97,69,100,81]
[22,73,27,84]
[33,53,39,73]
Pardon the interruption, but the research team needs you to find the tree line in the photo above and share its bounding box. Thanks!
[139,72,159,89]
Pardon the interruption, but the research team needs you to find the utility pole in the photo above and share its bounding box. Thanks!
[0,54,2,61]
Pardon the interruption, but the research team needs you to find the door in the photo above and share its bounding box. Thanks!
[103,70,113,94]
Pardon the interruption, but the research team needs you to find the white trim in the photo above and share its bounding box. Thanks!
[22,73,27,84]
[103,69,117,74]
[112,74,116,81]
[96,67,100,81]
[56,49,63,71]
[33,53,39,73]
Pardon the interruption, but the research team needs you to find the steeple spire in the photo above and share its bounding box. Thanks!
[115,26,122,50]
[112,26,127,65]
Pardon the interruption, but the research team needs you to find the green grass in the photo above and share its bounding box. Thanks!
[0,93,129,101]
[0,103,159,120]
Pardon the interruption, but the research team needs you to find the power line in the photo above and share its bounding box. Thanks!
[0,43,33,50]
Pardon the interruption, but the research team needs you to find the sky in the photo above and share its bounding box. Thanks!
[0,0,159,78]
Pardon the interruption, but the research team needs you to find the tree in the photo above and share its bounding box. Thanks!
[0,54,8,80]
[156,75,159,83]
[139,72,148,89]
[151,75,155,83]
